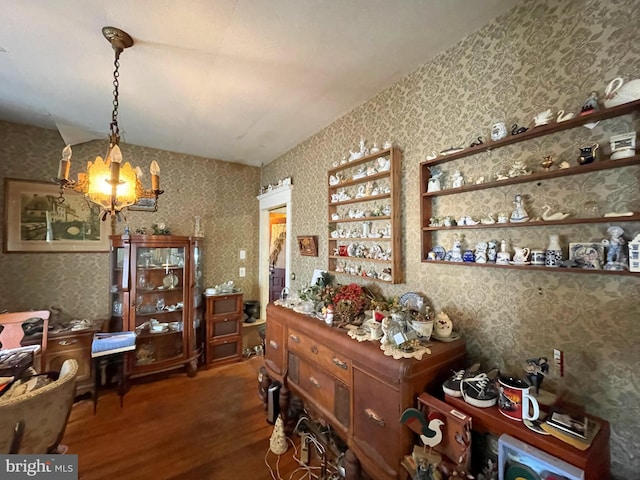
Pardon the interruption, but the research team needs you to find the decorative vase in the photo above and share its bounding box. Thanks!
[434,312,453,338]
[545,234,563,267]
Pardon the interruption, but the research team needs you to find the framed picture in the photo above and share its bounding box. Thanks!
[569,242,604,269]
[128,196,158,212]
[3,178,110,253]
[297,235,318,257]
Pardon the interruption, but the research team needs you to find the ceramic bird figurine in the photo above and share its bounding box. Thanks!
[400,408,445,453]
[541,205,570,221]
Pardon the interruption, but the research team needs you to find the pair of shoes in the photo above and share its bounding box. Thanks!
[460,368,499,408]
[442,363,480,397]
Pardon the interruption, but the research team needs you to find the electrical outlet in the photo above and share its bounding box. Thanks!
[554,348,564,377]
[239,267,246,277]
[239,249,246,260]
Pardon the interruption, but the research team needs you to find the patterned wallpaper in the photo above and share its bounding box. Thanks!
[0,121,261,320]
[262,0,640,477]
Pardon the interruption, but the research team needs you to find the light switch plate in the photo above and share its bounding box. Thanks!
[239,267,246,277]
[239,249,246,260]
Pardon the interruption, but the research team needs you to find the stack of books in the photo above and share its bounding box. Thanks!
[91,332,137,358]
[541,406,601,450]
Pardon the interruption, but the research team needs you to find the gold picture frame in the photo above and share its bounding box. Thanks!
[3,178,110,253]
[297,235,318,257]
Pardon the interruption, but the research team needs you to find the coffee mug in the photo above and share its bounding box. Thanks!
[530,250,546,265]
[498,376,540,421]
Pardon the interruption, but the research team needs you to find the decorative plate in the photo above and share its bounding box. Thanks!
[431,331,461,342]
[433,246,446,261]
[399,292,424,312]
[163,273,179,289]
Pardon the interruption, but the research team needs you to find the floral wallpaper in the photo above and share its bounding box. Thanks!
[262,0,640,477]
[0,121,261,319]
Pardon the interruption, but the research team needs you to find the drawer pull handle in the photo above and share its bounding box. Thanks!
[310,346,318,355]
[332,357,348,370]
[309,377,321,389]
[269,340,279,350]
[224,318,229,322]
[58,339,79,346]
[365,408,385,427]
[290,335,300,343]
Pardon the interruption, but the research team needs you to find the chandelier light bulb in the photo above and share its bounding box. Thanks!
[150,161,160,175]
[109,144,123,164]
[134,166,143,178]
[57,144,73,180]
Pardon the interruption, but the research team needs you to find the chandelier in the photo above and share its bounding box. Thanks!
[54,27,163,221]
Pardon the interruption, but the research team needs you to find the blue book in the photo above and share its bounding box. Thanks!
[91,332,136,357]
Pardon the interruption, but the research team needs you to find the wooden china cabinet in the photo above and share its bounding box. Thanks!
[109,234,204,377]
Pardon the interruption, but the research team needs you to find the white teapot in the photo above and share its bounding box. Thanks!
[513,247,530,264]
[604,77,640,108]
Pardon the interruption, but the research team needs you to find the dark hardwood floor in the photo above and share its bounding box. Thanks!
[63,357,305,480]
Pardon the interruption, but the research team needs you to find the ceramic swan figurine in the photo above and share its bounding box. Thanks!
[542,205,570,221]
[556,110,575,122]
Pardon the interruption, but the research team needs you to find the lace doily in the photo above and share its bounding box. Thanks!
[380,342,431,360]
[347,328,375,342]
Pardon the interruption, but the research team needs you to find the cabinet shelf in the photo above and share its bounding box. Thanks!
[329,215,391,224]
[421,259,639,276]
[420,100,640,270]
[329,170,390,189]
[422,156,640,197]
[328,146,403,284]
[136,308,184,317]
[329,255,391,264]
[327,269,393,283]
[329,236,392,241]
[330,192,391,206]
[423,213,640,231]
[422,99,640,167]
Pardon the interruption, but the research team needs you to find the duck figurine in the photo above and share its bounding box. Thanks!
[542,205,570,221]
[480,213,496,225]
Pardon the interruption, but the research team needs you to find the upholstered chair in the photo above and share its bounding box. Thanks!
[0,358,78,453]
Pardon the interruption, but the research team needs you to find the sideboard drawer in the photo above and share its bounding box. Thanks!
[352,366,402,475]
[288,328,351,385]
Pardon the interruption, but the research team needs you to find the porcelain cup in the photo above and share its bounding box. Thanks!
[496,251,511,264]
[498,376,540,421]
[530,250,546,265]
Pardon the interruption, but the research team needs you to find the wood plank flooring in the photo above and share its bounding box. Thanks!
[62,357,306,480]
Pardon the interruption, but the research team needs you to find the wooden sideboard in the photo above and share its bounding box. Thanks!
[262,303,467,480]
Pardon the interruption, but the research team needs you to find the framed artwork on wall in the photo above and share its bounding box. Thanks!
[128,196,158,212]
[3,178,110,253]
[297,235,318,257]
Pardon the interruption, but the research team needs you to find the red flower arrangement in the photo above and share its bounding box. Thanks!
[332,283,369,323]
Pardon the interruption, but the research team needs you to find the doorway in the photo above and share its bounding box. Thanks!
[258,185,292,320]
[268,209,287,303]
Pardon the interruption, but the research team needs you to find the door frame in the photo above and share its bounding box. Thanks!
[257,185,292,321]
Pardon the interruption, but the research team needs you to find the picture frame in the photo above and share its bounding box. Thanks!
[297,235,318,257]
[128,196,158,212]
[569,242,605,269]
[3,178,110,253]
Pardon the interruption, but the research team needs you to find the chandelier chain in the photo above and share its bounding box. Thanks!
[110,50,122,142]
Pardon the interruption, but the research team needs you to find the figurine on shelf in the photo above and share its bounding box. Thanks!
[602,226,627,270]
[508,159,532,178]
[580,91,599,115]
[511,123,528,135]
[475,242,488,263]
[427,166,443,193]
[451,170,464,188]
[510,194,530,223]
[446,234,464,262]
[525,357,549,394]
[470,136,484,147]
[487,240,498,263]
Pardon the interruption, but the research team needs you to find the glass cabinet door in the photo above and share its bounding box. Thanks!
[133,246,186,367]
[109,244,128,332]
[192,240,204,357]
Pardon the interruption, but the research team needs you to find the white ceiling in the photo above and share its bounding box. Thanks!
[0,0,520,167]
